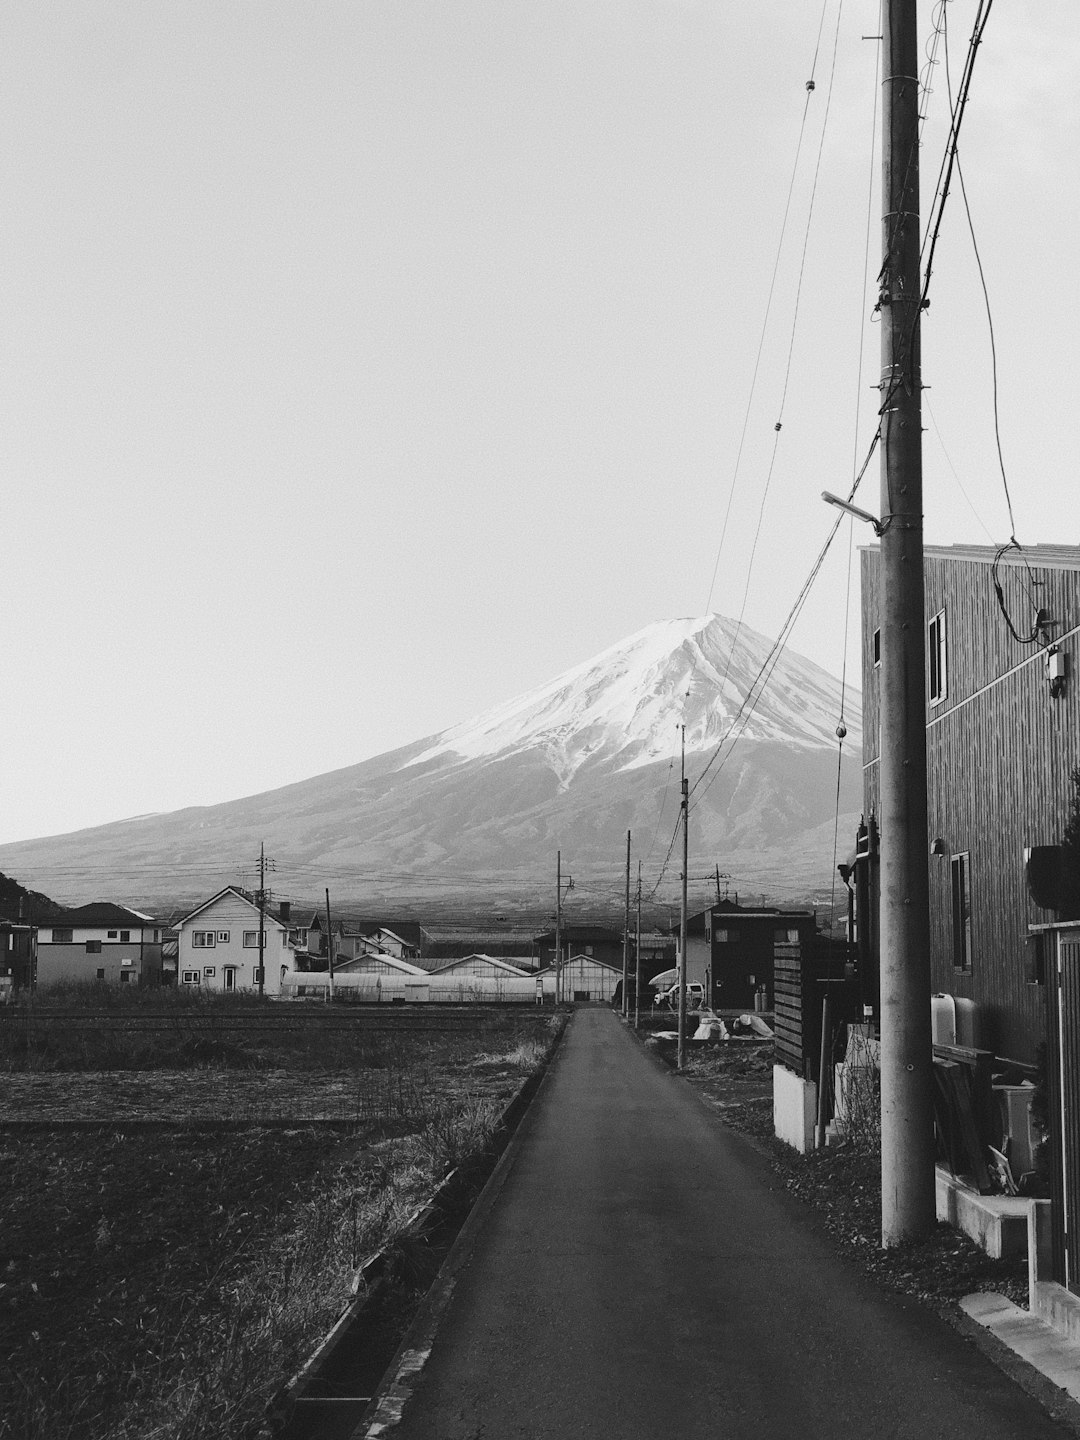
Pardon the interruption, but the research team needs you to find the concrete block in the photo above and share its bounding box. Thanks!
[1033,1281,1080,1347]
[773,1065,816,1154]
[935,1164,1034,1260]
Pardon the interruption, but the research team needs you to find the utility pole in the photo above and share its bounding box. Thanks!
[678,725,688,1072]
[257,842,267,999]
[634,861,642,1030]
[555,851,562,1006]
[622,830,631,1019]
[878,0,935,1245]
[325,887,335,1003]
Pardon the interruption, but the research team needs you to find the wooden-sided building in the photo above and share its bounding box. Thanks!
[858,542,1080,1068]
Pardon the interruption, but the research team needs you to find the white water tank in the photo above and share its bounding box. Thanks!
[931,993,979,1047]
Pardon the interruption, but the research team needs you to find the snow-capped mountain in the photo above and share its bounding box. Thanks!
[0,615,862,911]
[413,615,858,783]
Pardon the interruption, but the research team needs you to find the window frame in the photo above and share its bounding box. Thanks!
[192,931,216,949]
[951,852,972,971]
[181,970,201,985]
[928,608,948,706]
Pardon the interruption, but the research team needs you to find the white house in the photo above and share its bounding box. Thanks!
[173,887,298,995]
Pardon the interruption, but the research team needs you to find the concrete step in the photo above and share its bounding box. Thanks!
[960,1292,1080,1401]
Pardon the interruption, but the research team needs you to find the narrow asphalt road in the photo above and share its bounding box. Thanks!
[374,1008,1072,1439]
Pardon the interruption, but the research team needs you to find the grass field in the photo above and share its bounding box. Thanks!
[0,992,562,1440]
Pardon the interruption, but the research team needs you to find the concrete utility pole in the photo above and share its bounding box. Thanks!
[678,725,688,1072]
[555,851,563,1006]
[325,887,335,1003]
[878,0,935,1245]
[257,841,267,1000]
[622,830,631,1018]
[634,861,642,1030]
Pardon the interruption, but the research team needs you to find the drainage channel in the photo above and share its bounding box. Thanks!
[267,1032,563,1440]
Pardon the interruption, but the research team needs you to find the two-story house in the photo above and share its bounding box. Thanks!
[173,886,297,995]
[858,542,1080,1294]
[35,904,165,987]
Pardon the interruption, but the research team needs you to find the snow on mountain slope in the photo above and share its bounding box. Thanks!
[411,615,859,789]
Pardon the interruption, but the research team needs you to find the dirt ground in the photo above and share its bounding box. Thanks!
[0,1011,559,1440]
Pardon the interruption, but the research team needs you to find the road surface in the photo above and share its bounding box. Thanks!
[371,1007,1073,1439]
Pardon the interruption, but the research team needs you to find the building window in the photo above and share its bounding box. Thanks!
[95,968,105,979]
[192,931,216,949]
[203,966,216,978]
[774,928,799,944]
[584,945,594,956]
[251,967,264,984]
[928,609,947,704]
[181,970,200,985]
[108,930,118,939]
[243,931,262,948]
[119,930,130,943]
[51,927,73,943]
[86,940,102,954]
[217,931,230,943]
[873,629,881,667]
[951,853,971,970]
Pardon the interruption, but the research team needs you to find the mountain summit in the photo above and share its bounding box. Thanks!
[0,615,862,911]
[413,615,859,785]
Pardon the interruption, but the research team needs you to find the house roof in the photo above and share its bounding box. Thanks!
[864,542,1080,573]
[172,886,288,931]
[341,919,429,946]
[532,925,623,945]
[55,902,161,927]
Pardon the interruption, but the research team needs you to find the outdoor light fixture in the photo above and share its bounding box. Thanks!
[821,491,886,536]
[1046,645,1067,700]
[930,838,948,856]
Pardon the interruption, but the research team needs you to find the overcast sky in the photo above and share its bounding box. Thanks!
[1,1,1077,845]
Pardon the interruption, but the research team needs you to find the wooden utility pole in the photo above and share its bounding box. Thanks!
[325,887,335,1003]
[622,830,631,1018]
[634,861,642,1030]
[678,725,688,1072]
[878,0,935,1245]
[257,841,266,999]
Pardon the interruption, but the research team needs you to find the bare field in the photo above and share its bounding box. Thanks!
[0,1005,562,1440]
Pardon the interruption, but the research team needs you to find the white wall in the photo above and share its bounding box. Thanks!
[177,893,294,995]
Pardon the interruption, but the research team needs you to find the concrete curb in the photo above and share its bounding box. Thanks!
[268,1017,568,1439]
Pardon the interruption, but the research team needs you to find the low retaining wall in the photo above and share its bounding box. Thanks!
[773,1064,816,1154]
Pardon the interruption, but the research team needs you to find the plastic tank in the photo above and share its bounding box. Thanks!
[931,992,978,1047]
